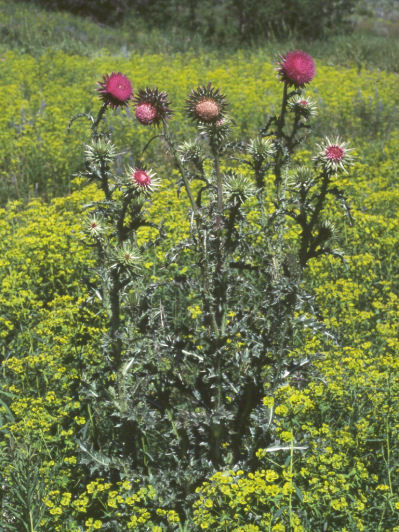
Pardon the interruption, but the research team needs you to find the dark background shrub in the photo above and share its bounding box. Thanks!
[17,0,357,41]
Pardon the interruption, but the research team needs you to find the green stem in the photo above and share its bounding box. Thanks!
[210,133,226,332]
[29,510,34,532]
[163,124,199,220]
[299,172,330,268]
[274,82,289,196]
[386,417,393,496]
[277,81,289,137]
[163,125,219,336]
[92,103,108,138]
[289,438,294,530]
[309,173,330,231]
[211,138,223,221]
[110,268,122,369]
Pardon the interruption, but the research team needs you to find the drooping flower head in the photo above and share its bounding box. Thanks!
[186,83,227,124]
[127,166,160,194]
[314,137,354,173]
[97,72,133,108]
[277,51,315,88]
[287,94,317,120]
[134,87,172,126]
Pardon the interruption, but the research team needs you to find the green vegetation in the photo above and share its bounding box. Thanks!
[16,0,357,41]
[1,1,399,530]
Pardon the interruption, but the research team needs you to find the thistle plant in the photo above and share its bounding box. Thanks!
[70,74,164,381]
[74,54,355,516]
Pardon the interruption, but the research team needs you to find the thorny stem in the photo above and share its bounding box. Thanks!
[92,103,108,138]
[110,268,122,369]
[277,81,289,136]
[210,131,226,333]
[274,81,289,195]
[162,124,199,221]
[211,135,224,222]
[299,172,330,268]
[163,124,219,336]
[309,172,330,231]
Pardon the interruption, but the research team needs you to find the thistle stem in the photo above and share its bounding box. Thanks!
[275,81,289,195]
[92,103,108,138]
[162,124,199,220]
[163,124,219,336]
[110,269,122,369]
[277,81,289,136]
[211,138,223,222]
[210,133,226,332]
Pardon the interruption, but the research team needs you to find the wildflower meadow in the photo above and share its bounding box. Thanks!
[1,1,399,531]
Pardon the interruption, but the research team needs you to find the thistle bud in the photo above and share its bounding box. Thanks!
[223,171,255,204]
[85,138,117,167]
[314,137,354,174]
[247,137,276,163]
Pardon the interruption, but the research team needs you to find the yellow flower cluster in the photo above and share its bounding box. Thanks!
[43,478,179,530]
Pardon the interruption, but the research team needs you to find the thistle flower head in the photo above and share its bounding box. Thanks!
[295,166,314,183]
[113,243,141,270]
[85,138,117,166]
[223,171,255,204]
[287,94,317,119]
[177,140,205,165]
[127,166,160,194]
[186,83,227,124]
[133,87,172,126]
[318,220,336,243]
[287,166,315,191]
[314,137,354,173]
[277,51,315,88]
[97,72,133,108]
[198,115,233,145]
[85,216,105,238]
[247,136,276,163]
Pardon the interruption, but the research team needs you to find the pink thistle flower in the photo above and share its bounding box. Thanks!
[195,99,220,122]
[278,51,315,88]
[127,167,160,194]
[325,145,344,161]
[186,83,227,124]
[97,72,133,108]
[133,169,152,187]
[133,87,172,126]
[135,103,158,125]
[314,137,354,173]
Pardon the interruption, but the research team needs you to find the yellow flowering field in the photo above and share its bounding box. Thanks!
[0,44,399,531]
